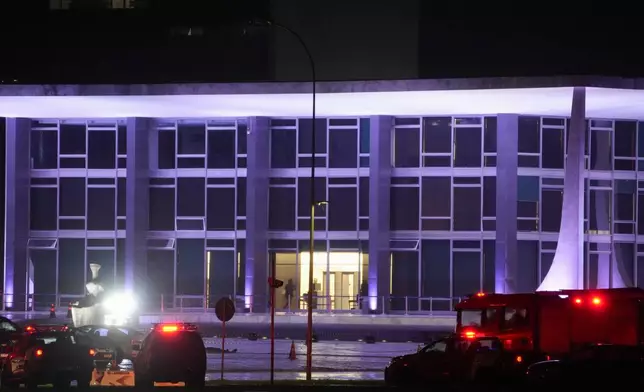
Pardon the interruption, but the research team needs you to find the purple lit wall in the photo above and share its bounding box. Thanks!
[495,114,519,294]
[367,116,392,312]
[538,87,586,291]
[4,118,30,310]
[245,117,270,312]
[124,118,150,293]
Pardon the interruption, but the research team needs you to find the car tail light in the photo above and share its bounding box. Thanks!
[463,330,476,339]
[35,349,43,357]
[154,323,197,333]
[25,325,35,333]
[161,325,179,332]
[515,355,523,363]
[592,296,602,306]
[573,297,583,305]
[89,349,96,356]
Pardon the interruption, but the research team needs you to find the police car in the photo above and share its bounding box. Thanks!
[133,323,206,388]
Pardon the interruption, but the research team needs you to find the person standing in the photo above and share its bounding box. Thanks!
[284,279,295,310]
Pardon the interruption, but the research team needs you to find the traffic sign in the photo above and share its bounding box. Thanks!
[215,297,235,323]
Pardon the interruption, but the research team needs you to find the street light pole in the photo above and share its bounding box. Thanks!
[252,19,317,381]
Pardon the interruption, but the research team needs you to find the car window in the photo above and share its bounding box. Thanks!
[423,340,448,353]
[0,320,17,332]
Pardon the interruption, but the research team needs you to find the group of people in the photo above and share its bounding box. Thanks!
[279,278,369,311]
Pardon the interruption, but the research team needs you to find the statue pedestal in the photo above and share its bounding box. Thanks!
[71,305,104,327]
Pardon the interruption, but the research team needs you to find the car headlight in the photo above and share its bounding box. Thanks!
[103,293,137,316]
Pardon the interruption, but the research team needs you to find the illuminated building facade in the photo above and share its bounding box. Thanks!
[3,78,644,313]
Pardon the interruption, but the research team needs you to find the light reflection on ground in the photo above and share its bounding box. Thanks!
[206,371,383,381]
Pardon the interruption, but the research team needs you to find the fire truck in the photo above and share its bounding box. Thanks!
[455,288,644,359]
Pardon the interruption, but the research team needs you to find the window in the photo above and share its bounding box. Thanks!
[207,129,236,168]
[453,187,481,231]
[206,188,236,230]
[328,187,357,231]
[177,178,205,217]
[236,177,246,217]
[359,119,370,154]
[390,187,419,230]
[207,250,235,300]
[421,177,450,217]
[423,339,448,353]
[454,128,482,167]
[482,177,496,218]
[504,308,529,329]
[590,130,612,171]
[0,321,16,332]
[615,121,636,157]
[393,128,420,168]
[421,240,450,301]
[358,177,369,217]
[271,129,296,168]
[117,125,127,155]
[541,190,562,232]
[615,180,636,221]
[391,251,419,311]
[30,187,57,230]
[117,178,126,217]
[589,189,611,232]
[59,178,86,217]
[158,130,176,169]
[30,130,58,169]
[86,249,115,288]
[58,239,85,295]
[149,187,175,230]
[268,187,296,230]
[422,117,451,153]
[146,249,175,301]
[59,124,86,155]
[176,239,204,296]
[483,117,497,153]
[452,252,481,296]
[297,177,327,217]
[87,188,116,230]
[541,128,564,169]
[518,116,539,154]
[328,129,358,168]
[88,131,116,169]
[237,123,247,155]
[30,249,57,309]
[298,119,327,154]
[177,124,205,155]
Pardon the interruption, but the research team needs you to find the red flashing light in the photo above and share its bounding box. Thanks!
[464,330,476,339]
[35,349,43,357]
[89,348,96,356]
[515,355,523,363]
[475,292,485,297]
[573,298,583,305]
[592,297,602,306]
[154,323,197,333]
[25,325,35,332]
[161,325,179,332]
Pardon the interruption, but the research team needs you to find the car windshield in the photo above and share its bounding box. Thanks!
[29,333,75,347]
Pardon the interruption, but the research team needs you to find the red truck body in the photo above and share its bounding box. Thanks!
[455,288,644,356]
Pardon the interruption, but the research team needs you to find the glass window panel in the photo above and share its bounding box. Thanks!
[30,130,58,169]
[454,128,482,167]
[590,130,612,171]
[116,239,125,288]
[541,128,564,169]
[176,239,204,296]
[393,128,420,168]
[59,178,86,217]
[117,178,126,217]
[328,187,357,231]
[177,178,205,217]
[390,187,419,230]
[30,187,57,230]
[149,187,175,230]
[177,124,206,155]
[146,249,174,304]
[328,129,358,168]
[237,123,247,155]
[87,249,115,289]
[638,193,644,235]
[589,189,611,232]
[158,130,176,169]
[638,123,644,158]
[391,251,419,311]
[453,187,481,231]
[615,242,634,287]
[87,188,116,230]
[59,124,86,155]
[58,238,85,295]
[541,190,562,232]
[271,129,296,168]
[452,252,480,297]
[297,177,327,217]
[614,121,636,157]
[30,249,57,310]
[422,117,451,153]
[615,180,636,221]
[421,177,450,217]
[298,119,327,154]
[518,116,540,154]
[482,240,496,293]
[237,177,246,217]
[207,250,235,301]
[359,177,369,217]
[483,117,497,153]
[517,241,538,292]
[421,240,450,299]
[359,118,370,154]
[517,176,540,202]
[268,187,296,230]
[482,177,496,218]
[207,129,236,168]
[206,188,236,230]
[88,131,116,169]
[236,239,246,296]
[117,125,127,155]
[540,253,554,283]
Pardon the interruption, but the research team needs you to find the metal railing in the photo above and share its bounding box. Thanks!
[0,293,462,315]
